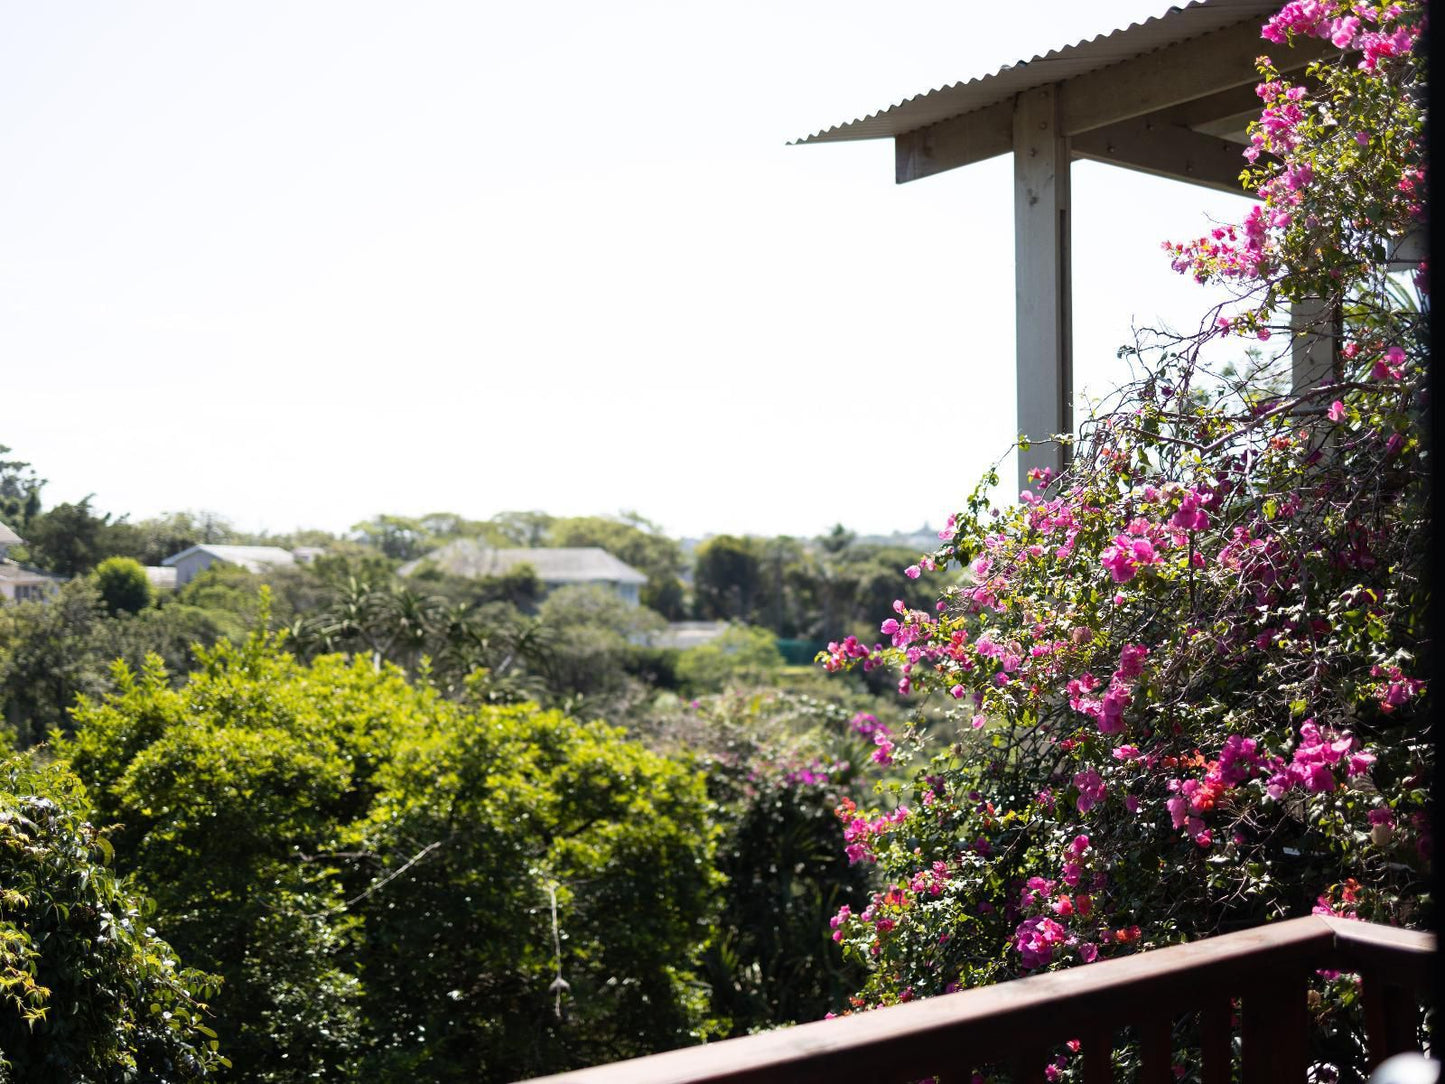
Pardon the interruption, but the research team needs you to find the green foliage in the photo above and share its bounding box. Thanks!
[531,585,665,711]
[692,535,762,622]
[675,624,784,695]
[0,447,43,531]
[63,639,423,1081]
[681,691,878,1035]
[349,702,719,1080]
[93,556,154,615]
[0,754,227,1082]
[0,581,113,747]
[21,498,139,577]
[350,515,434,562]
[60,632,722,1082]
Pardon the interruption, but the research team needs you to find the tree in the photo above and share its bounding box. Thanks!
[692,535,762,622]
[60,633,721,1082]
[0,754,228,1082]
[487,510,555,547]
[93,555,153,614]
[22,497,132,576]
[531,584,666,711]
[0,580,111,746]
[347,701,718,1081]
[62,641,407,1082]
[821,5,1428,1076]
[0,445,43,530]
[350,514,433,562]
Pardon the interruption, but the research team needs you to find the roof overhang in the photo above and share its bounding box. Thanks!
[794,0,1337,193]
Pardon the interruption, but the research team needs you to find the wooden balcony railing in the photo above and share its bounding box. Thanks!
[521,915,1434,1084]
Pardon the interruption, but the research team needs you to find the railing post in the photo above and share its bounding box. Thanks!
[1139,1017,1173,1084]
[1240,969,1308,1082]
[1080,1027,1113,1083]
[1198,995,1233,1084]
[1363,970,1420,1069]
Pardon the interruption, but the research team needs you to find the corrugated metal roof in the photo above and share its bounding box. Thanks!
[793,0,1280,145]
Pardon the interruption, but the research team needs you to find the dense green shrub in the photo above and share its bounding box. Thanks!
[92,557,153,615]
[0,755,227,1082]
[61,631,720,1082]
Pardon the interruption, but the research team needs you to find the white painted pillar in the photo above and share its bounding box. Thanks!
[1013,85,1073,494]
[1290,297,1339,397]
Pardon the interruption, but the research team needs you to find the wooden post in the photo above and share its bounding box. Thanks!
[1013,85,1073,494]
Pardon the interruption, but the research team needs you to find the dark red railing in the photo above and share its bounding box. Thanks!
[519,915,1433,1084]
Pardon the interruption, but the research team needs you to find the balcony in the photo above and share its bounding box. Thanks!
[521,915,1433,1083]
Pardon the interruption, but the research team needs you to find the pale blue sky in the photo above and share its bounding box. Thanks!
[1,1,1255,539]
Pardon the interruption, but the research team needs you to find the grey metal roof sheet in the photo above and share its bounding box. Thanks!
[401,544,648,585]
[161,544,297,572]
[793,0,1280,145]
[0,522,22,546]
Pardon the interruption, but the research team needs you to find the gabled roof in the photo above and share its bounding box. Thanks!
[0,522,22,546]
[161,544,297,573]
[793,0,1282,146]
[400,543,648,585]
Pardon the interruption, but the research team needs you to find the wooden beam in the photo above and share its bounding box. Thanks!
[895,99,1012,184]
[1061,19,1336,136]
[1156,82,1268,130]
[1071,118,1250,196]
[892,21,1334,185]
[1013,85,1072,491]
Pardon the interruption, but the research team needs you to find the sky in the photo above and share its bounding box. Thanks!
[0,0,1260,541]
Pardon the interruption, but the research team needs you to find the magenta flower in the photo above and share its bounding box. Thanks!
[1074,769,1106,813]
[1014,916,1068,969]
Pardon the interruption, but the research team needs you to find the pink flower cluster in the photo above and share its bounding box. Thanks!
[820,634,880,673]
[850,712,897,765]
[1100,520,1170,583]
[1067,644,1150,735]
[1265,719,1375,798]
[1262,1,1417,72]
[834,862,954,953]
[1012,836,1101,970]
[1370,664,1425,711]
[837,797,910,865]
[1014,915,1069,969]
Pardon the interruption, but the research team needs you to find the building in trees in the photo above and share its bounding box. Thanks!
[161,543,304,586]
[401,542,649,605]
[0,520,62,603]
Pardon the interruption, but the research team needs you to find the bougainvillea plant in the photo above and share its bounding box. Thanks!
[821,1,1427,1076]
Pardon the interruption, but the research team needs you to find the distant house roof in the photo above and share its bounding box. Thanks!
[161,544,297,573]
[0,562,61,587]
[0,522,22,546]
[400,543,648,585]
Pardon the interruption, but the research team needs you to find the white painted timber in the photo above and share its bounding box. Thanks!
[895,100,1013,184]
[1071,118,1251,196]
[1013,85,1073,491]
[1291,297,1340,397]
